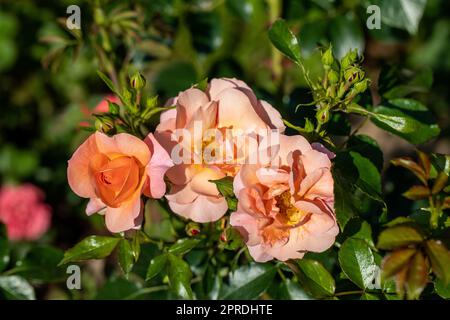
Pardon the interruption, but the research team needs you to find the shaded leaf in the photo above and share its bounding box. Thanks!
[278,279,312,300]
[219,263,276,300]
[0,224,9,272]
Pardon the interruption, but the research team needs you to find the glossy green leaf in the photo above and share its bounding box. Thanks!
[296,259,335,298]
[167,254,193,299]
[268,19,301,63]
[210,176,237,211]
[343,218,374,247]
[59,236,120,265]
[219,263,276,300]
[377,225,424,250]
[118,239,135,276]
[0,276,35,300]
[371,99,440,145]
[146,254,168,281]
[168,238,201,256]
[338,238,377,289]
[425,240,450,285]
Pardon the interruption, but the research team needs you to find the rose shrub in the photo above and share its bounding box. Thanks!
[0,0,449,302]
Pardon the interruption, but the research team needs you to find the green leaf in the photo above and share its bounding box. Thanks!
[371,99,440,145]
[379,66,433,99]
[118,239,135,276]
[0,276,35,300]
[15,246,65,282]
[143,200,177,242]
[167,254,193,299]
[268,19,301,63]
[435,278,450,299]
[59,236,120,265]
[0,223,9,272]
[278,279,312,300]
[168,238,201,256]
[343,218,374,247]
[377,225,424,250]
[296,259,335,298]
[360,292,380,300]
[146,254,168,281]
[347,135,384,172]
[425,240,450,285]
[219,263,276,300]
[338,238,377,289]
[95,277,141,300]
[210,176,238,211]
[370,0,427,35]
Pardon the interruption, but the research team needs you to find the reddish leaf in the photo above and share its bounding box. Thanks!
[382,248,416,279]
[405,251,428,300]
[432,172,448,194]
[391,157,427,185]
[425,240,450,285]
[402,185,430,200]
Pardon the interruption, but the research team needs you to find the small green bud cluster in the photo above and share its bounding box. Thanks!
[309,47,371,132]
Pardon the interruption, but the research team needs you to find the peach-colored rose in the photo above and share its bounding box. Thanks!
[67,132,173,232]
[0,184,51,241]
[155,78,285,223]
[230,134,338,262]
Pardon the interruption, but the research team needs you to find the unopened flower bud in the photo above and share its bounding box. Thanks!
[328,70,339,84]
[130,72,146,90]
[344,67,363,83]
[341,49,358,69]
[186,222,201,236]
[353,79,370,94]
[316,107,330,124]
[322,46,334,67]
[95,116,115,134]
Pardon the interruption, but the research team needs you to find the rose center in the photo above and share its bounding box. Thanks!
[94,155,141,207]
[275,190,308,227]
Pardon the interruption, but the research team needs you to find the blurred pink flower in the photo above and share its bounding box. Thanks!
[0,184,52,241]
[79,95,120,128]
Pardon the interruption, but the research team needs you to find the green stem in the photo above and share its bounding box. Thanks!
[334,290,364,297]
